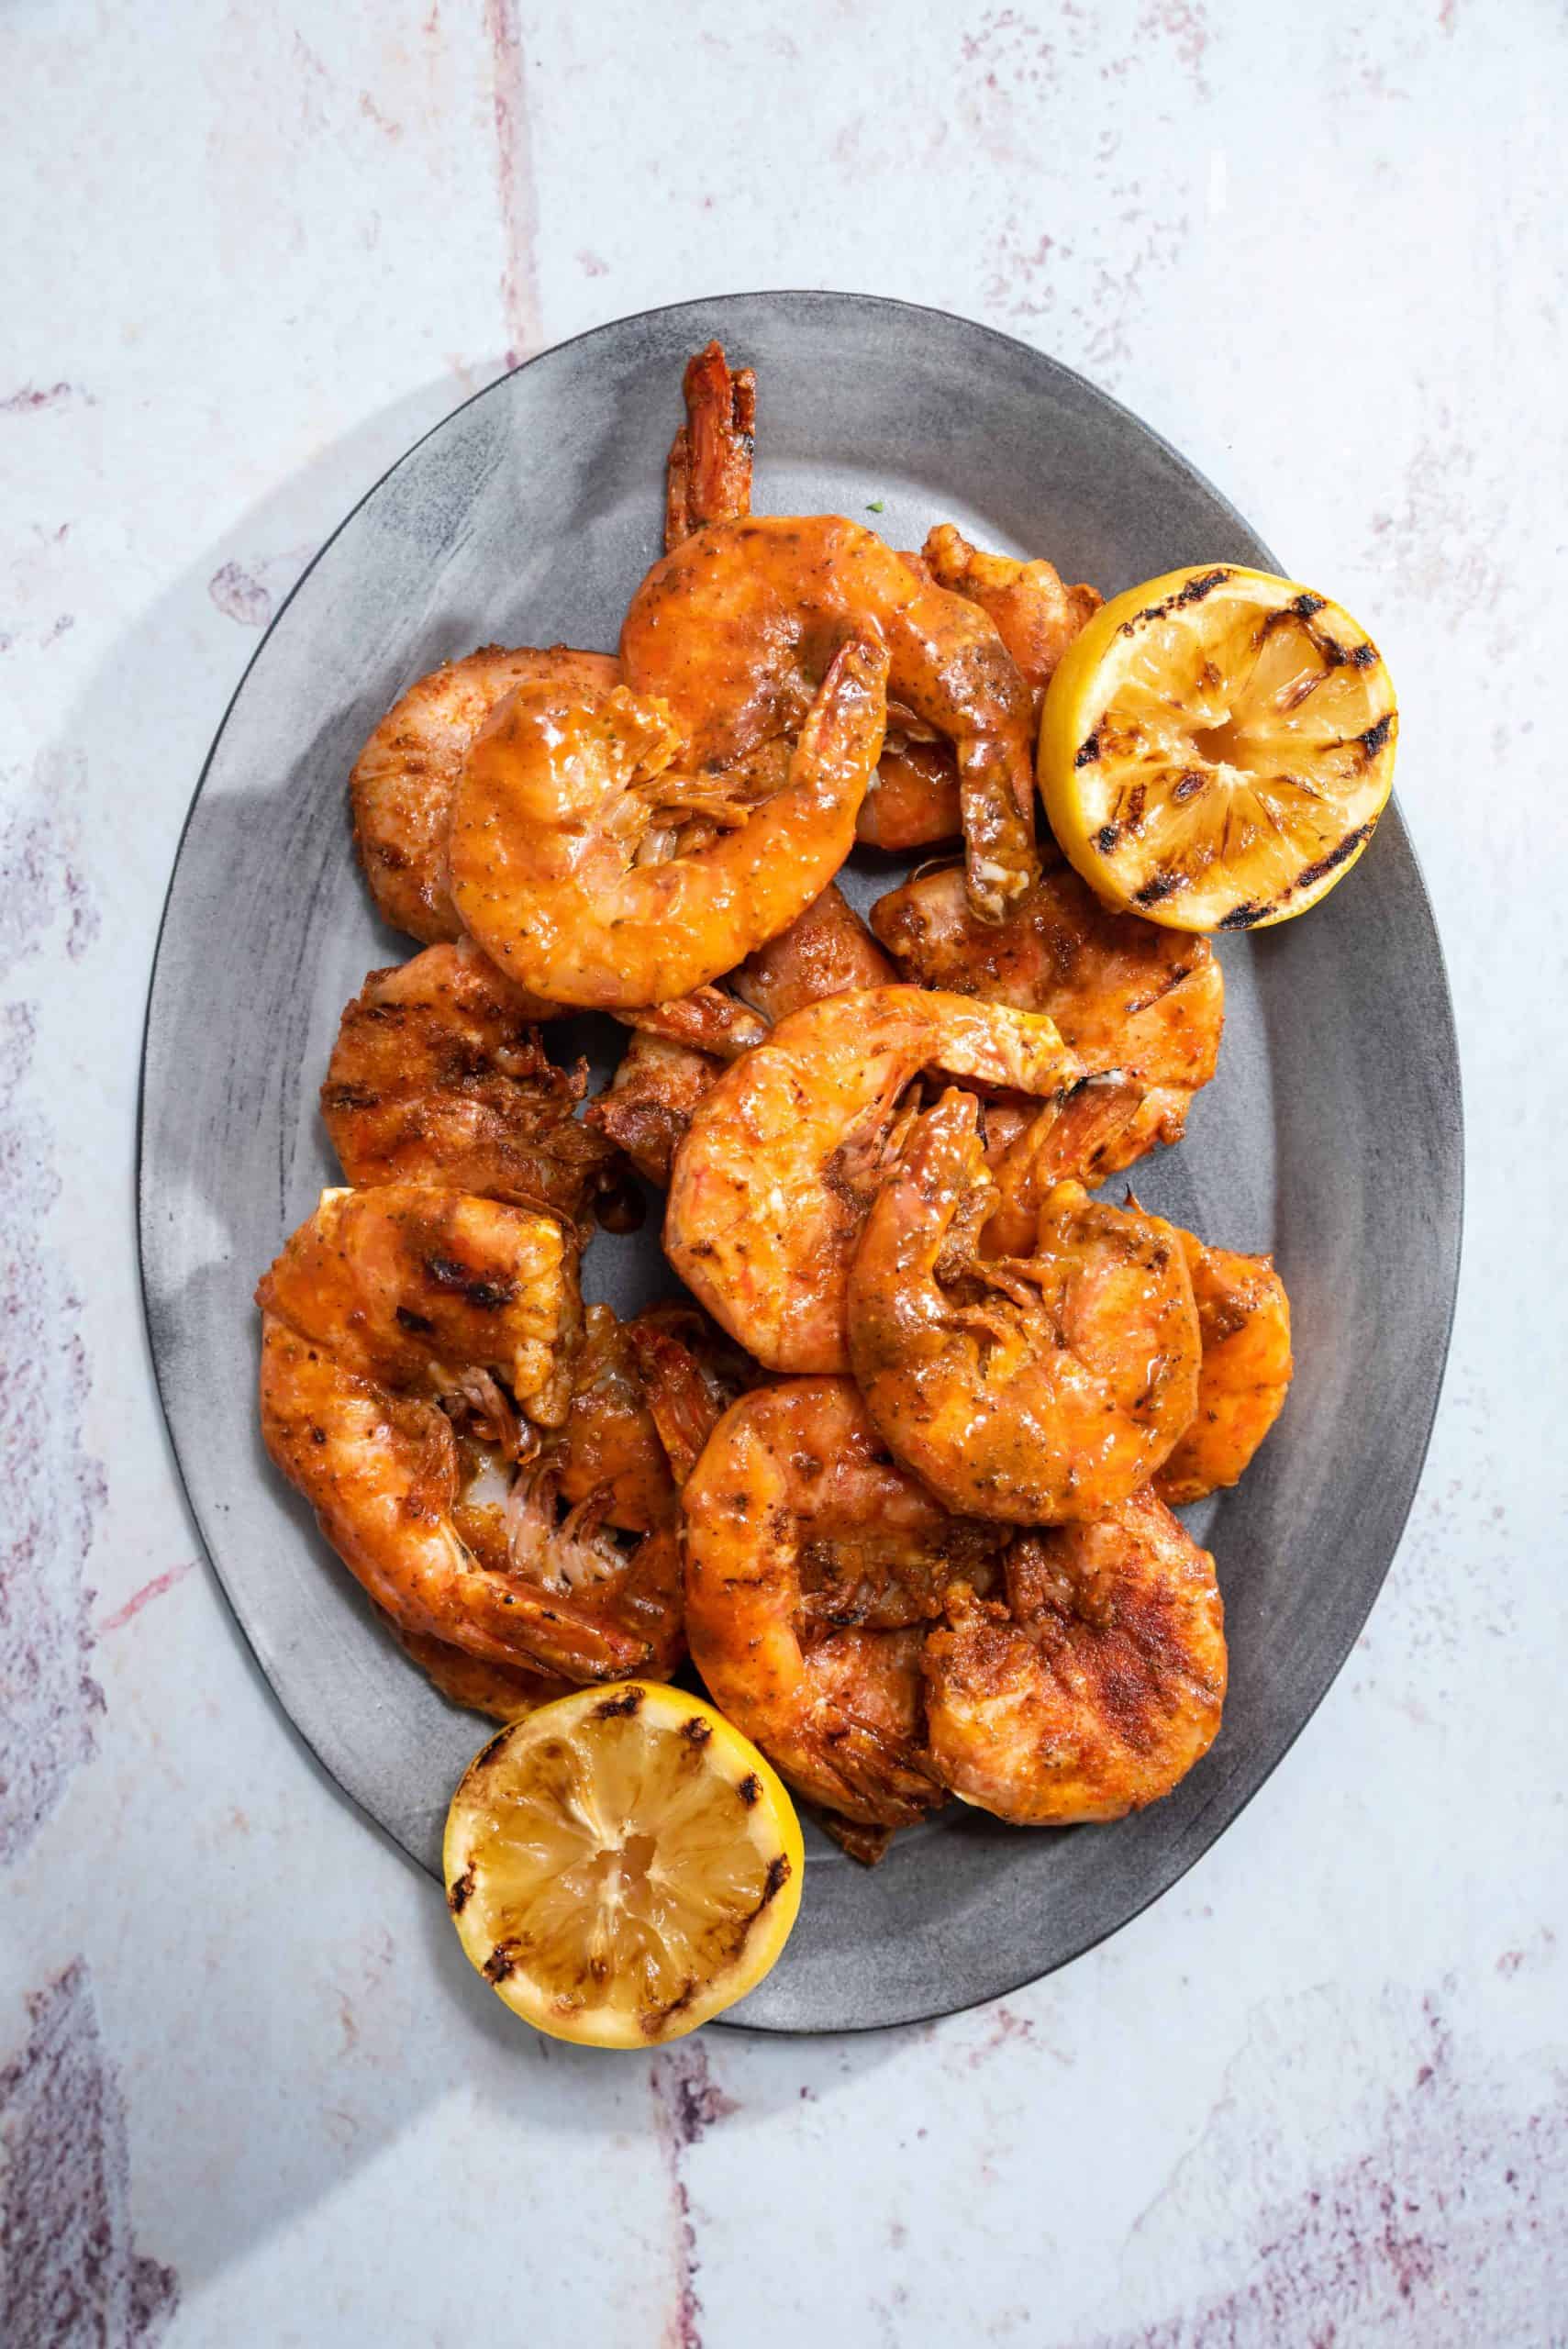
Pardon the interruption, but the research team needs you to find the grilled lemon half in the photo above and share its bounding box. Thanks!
[443,1683,803,2046]
[1039,564,1396,932]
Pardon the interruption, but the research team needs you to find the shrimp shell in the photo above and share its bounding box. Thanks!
[924,1490,1227,1824]
[350,643,619,942]
[620,513,1039,922]
[847,1089,1201,1521]
[666,985,1082,1374]
[448,637,888,1008]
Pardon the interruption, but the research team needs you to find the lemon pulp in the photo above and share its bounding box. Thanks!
[1040,564,1397,932]
[444,1682,803,2045]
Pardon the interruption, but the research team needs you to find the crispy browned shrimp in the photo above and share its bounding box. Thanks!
[554,1300,751,1531]
[391,1620,573,1721]
[257,1186,683,1681]
[584,885,895,1186]
[682,1379,1001,1826]
[982,1074,1151,1249]
[922,524,1102,715]
[449,637,887,1007]
[871,861,1223,1172]
[615,987,768,1059]
[1150,1223,1294,1505]
[729,878,895,1018]
[585,1033,720,1187]
[350,644,620,942]
[664,339,756,550]
[855,527,1100,853]
[620,514,1038,922]
[667,985,1081,1373]
[848,1089,1200,1520]
[319,941,618,1230]
[923,1488,1226,1823]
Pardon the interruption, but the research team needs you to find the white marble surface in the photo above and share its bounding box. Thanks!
[3,3,1564,2342]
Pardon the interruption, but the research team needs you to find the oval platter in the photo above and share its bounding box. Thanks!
[139,293,1462,2032]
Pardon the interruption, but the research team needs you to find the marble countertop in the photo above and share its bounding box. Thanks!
[4,4,1563,2342]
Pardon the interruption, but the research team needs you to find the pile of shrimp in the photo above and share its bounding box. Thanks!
[258,340,1293,1865]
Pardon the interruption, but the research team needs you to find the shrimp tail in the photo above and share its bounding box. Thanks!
[665,340,756,550]
[624,1321,728,1486]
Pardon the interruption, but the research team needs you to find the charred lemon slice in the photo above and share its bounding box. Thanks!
[443,1683,803,2046]
[1039,564,1396,931]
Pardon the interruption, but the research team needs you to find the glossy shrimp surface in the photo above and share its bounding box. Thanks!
[555,1300,751,1531]
[848,1090,1200,1521]
[855,525,1100,853]
[922,525,1102,717]
[320,941,617,1230]
[664,339,755,549]
[449,637,888,1008]
[257,1186,681,1682]
[586,1032,721,1187]
[586,884,895,1187]
[392,1620,573,1722]
[621,513,1038,921]
[350,643,619,942]
[923,1488,1226,1823]
[871,861,1223,1172]
[1151,1224,1293,1505]
[682,1379,1001,1825]
[666,985,1082,1373]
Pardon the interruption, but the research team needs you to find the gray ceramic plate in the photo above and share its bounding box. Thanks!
[139,293,1462,2032]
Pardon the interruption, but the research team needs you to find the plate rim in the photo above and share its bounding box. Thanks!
[136,289,1465,2033]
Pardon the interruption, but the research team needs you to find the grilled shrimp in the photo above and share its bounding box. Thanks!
[319,941,618,1230]
[730,877,895,1019]
[682,1379,1002,1826]
[983,1074,1155,1252]
[257,1186,683,1680]
[586,1033,720,1188]
[1151,1223,1293,1506]
[448,636,887,1008]
[848,1090,1200,1521]
[616,987,768,1060]
[871,861,1223,1173]
[586,885,895,1186]
[555,1300,751,1531]
[923,1488,1226,1823]
[664,339,755,550]
[350,643,620,942]
[666,985,1081,1374]
[922,525,1102,716]
[620,514,1038,921]
[392,1620,573,1722]
[856,526,1100,852]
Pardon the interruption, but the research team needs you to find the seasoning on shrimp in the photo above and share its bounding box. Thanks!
[620,513,1039,922]
[587,884,895,1186]
[847,1089,1200,1521]
[681,1378,1003,1827]
[666,985,1082,1374]
[391,1618,573,1722]
[664,338,756,551]
[855,524,1099,853]
[554,1299,751,1531]
[350,643,620,942]
[448,638,888,1008]
[320,941,618,1230]
[923,1489,1227,1823]
[1148,1221,1293,1506]
[256,1185,684,1682]
[871,860,1224,1174]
